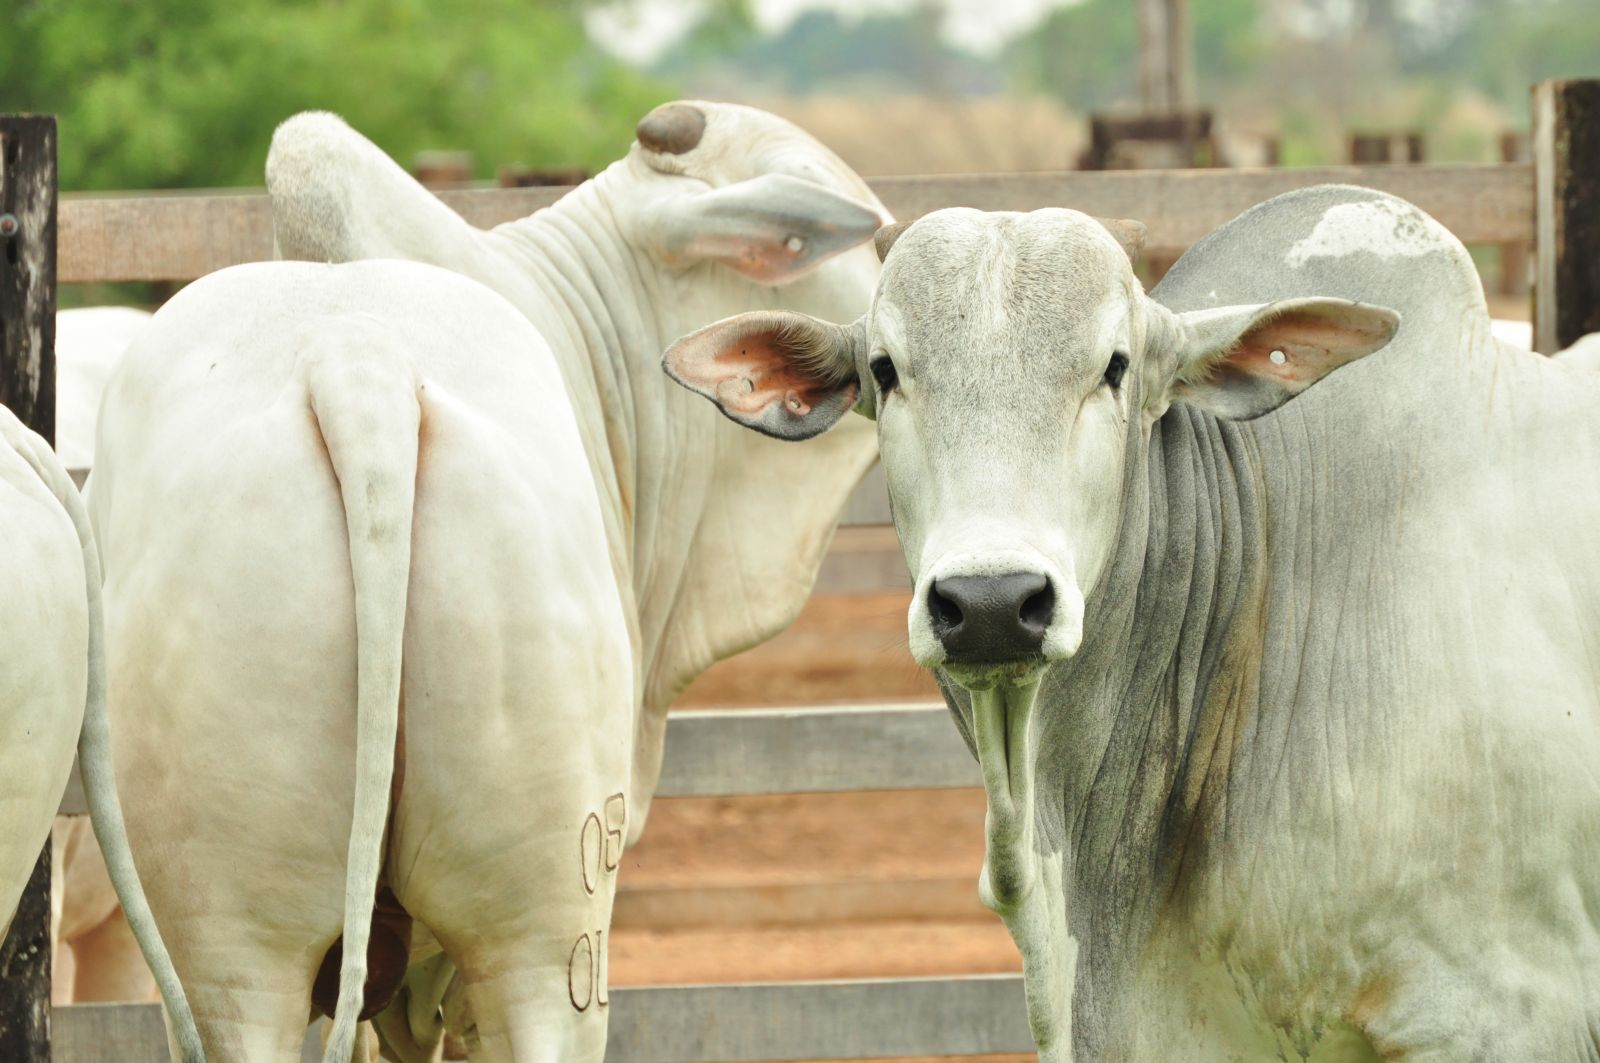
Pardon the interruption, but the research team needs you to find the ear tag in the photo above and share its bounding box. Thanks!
[785,235,805,253]
[742,377,756,393]
[1269,349,1288,365]
[785,390,811,414]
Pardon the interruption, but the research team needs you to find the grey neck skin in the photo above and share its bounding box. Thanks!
[940,400,1270,1049]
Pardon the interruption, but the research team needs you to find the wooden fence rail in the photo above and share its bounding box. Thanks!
[54,703,996,1061]
[60,702,975,816]
[58,975,1034,1063]
[55,160,1535,535]
[60,162,1531,284]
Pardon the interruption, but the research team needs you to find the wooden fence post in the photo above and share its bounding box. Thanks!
[1533,80,1600,354]
[0,113,58,1062]
[1348,131,1426,164]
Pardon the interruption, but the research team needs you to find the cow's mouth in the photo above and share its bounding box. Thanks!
[942,656,1048,691]
[969,679,1041,911]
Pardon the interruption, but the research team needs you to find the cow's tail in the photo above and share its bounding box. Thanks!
[6,418,207,1062]
[305,338,421,1063]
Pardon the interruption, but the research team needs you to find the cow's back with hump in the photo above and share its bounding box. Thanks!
[1156,184,1487,359]
[1151,189,1600,1054]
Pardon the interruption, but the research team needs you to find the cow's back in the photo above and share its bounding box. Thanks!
[85,259,629,1060]
[1131,186,1600,1055]
[1155,185,1485,343]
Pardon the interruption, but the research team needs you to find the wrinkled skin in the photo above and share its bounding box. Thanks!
[666,187,1600,1059]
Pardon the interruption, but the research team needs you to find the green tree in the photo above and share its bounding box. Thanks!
[658,5,1001,97]
[0,0,673,191]
[1192,0,1267,101]
[1004,0,1266,112]
[1410,0,1600,111]
[1001,0,1139,112]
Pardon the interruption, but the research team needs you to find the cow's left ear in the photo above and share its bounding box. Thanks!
[1167,298,1400,420]
[663,311,864,440]
[645,174,884,284]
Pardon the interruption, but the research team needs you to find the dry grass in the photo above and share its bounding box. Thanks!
[755,94,1086,176]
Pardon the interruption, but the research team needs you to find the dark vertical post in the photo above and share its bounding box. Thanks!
[1533,79,1600,354]
[0,113,59,1063]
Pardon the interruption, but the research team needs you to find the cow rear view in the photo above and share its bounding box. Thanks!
[86,259,631,1061]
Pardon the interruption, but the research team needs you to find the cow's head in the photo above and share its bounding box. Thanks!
[269,100,886,336]
[664,208,1399,690]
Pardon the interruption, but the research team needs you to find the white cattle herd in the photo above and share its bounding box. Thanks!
[3,101,1598,1061]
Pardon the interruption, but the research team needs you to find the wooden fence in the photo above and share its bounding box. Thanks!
[52,158,1541,546]
[12,78,1600,1061]
[58,161,1532,286]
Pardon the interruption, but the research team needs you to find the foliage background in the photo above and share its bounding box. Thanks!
[2,0,1597,189]
[0,0,671,191]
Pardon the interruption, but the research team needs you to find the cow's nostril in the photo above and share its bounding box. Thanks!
[1020,583,1055,632]
[926,571,1051,663]
[928,581,965,634]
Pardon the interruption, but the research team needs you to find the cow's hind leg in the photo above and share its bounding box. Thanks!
[162,942,318,1062]
[389,389,630,1062]
[439,941,609,1063]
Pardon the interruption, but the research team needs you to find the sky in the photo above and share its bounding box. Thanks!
[584,0,1069,63]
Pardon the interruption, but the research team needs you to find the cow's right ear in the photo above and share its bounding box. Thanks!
[663,311,864,441]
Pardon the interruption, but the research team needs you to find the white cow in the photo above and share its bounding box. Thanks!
[94,100,883,1062]
[1557,330,1600,370]
[89,260,631,1063]
[266,101,881,841]
[1487,316,1600,365]
[50,306,156,1009]
[666,186,1600,1059]
[0,404,203,1061]
[1489,316,1532,349]
[56,306,152,471]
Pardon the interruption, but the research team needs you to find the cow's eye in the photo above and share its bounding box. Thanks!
[870,356,899,396]
[1104,352,1129,390]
